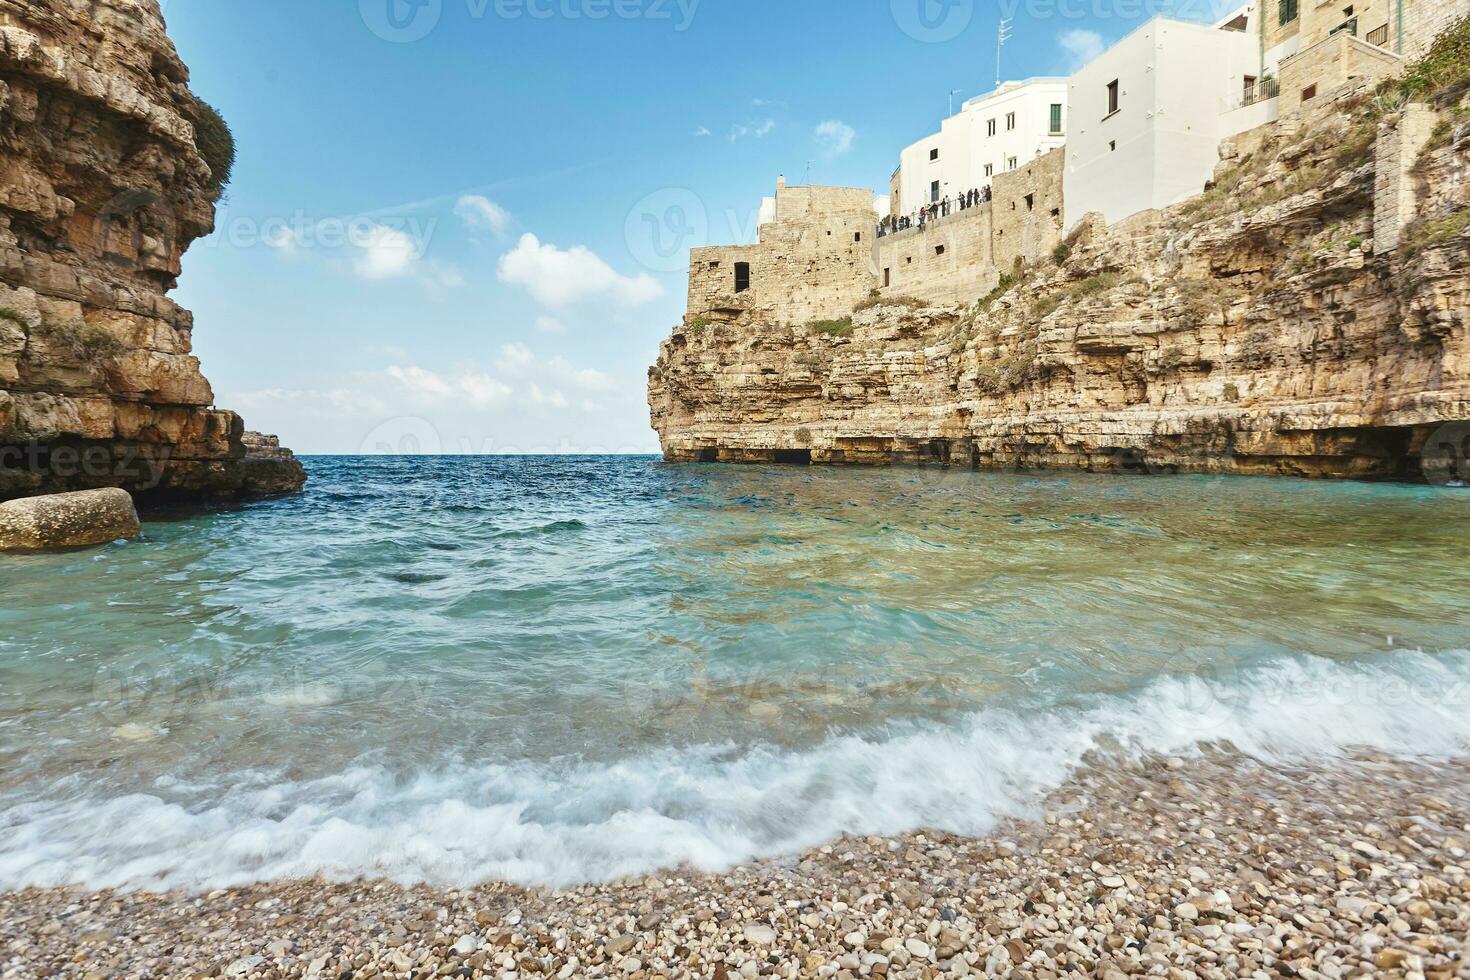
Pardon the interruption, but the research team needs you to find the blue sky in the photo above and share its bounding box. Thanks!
[164,0,1228,455]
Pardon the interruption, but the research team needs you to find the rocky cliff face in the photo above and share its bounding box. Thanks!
[0,0,304,502]
[650,81,1470,480]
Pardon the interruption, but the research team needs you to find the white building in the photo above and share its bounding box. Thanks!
[1063,9,1263,230]
[895,78,1068,216]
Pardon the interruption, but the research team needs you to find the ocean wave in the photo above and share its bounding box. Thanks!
[3,650,1468,892]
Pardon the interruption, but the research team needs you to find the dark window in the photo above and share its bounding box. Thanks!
[1367,22,1389,44]
[884,267,891,287]
[987,119,997,136]
[1025,193,1035,211]
[1109,140,1117,152]
[734,262,751,293]
[1006,112,1016,130]
[1301,83,1317,101]
[708,260,720,269]
[1106,79,1120,115]
[930,180,940,203]
[854,232,862,243]
[1049,103,1063,134]
[930,147,940,161]
[1280,0,1298,24]
[935,245,946,256]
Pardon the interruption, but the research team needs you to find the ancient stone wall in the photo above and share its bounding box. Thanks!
[990,149,1066,272]
[1403,0,1470,58]
[876,208,997,305]
[1374,104,1440,251]
[0,0,304,502]
[873,151,1065,306]
[687,183,878,327]
[1279,33,1405,117]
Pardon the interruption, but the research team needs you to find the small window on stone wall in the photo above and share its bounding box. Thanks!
[935,245,946,256]
[854,232,862,243]
[708,261,721,269]
[1025,194,1035,211]
[734,262,751,293]
[884,268,891,286]
[1301,84,1317,101]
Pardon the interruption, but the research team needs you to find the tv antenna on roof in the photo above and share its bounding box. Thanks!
[802,160,813,184]
[996,18,1014,88]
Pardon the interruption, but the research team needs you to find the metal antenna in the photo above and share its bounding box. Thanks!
[996,18,1014,88]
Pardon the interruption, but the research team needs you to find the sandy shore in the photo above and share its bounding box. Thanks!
[3,751,1468,980]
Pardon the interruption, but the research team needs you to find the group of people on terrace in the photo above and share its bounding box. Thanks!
[876,185,993,237]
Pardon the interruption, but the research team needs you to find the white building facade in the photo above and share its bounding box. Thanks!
[1064,12,1262,229]
[895,79,1068,217]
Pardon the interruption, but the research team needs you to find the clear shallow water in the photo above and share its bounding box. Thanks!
[1,457,1469,890]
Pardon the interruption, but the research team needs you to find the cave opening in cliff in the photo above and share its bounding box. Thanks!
[695,448,719,462]
[772,449,813,466]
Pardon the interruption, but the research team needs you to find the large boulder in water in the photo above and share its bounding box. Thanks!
[0,488,142,551]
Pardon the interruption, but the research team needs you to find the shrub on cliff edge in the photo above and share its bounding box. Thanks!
[188,98,235,194]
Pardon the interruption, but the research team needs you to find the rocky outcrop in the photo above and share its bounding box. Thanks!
[0,486,139,550]
[0,0,305,503]
[650,85,1470,480]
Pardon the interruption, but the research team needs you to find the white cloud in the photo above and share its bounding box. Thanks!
[692,126,712,138]
[455,195,511,237]
[496,342,535,372]
[353,224,421,280]
[497,233,664,308]
[874,194,891,216]
[223,344,657,454]
[730,119,777,142]
[383,364,513,407]
[1059,29,1106,70]
[528,383,569,409]
[815,120,856,158]
[534,315,565,334]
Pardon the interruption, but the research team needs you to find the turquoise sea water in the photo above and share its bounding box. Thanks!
[1,456,1469,890]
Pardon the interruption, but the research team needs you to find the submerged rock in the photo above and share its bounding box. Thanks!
[0,488,141,551]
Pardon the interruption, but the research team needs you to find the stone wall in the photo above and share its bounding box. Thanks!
[1278,32,1405,117]
[0,0,305,502]
[687,183,878,327]
[876,208,997,305]
[991,149,1066,272]
[1402,0,1470,58]
[1374,104,1440,251]
[873,150,1065,306]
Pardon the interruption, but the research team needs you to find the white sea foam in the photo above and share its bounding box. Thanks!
[2,650,1468,892]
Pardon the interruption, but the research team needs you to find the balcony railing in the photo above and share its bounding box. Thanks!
[1329,15,1359,37]
[1241,77,1281,107]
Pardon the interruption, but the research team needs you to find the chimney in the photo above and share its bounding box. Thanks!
[777,174,786,190]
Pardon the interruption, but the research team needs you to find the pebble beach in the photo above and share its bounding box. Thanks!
[5,750,1468,980]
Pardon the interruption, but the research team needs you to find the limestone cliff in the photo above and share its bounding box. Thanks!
[0,0,304,502]
[650,69,1470,479]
